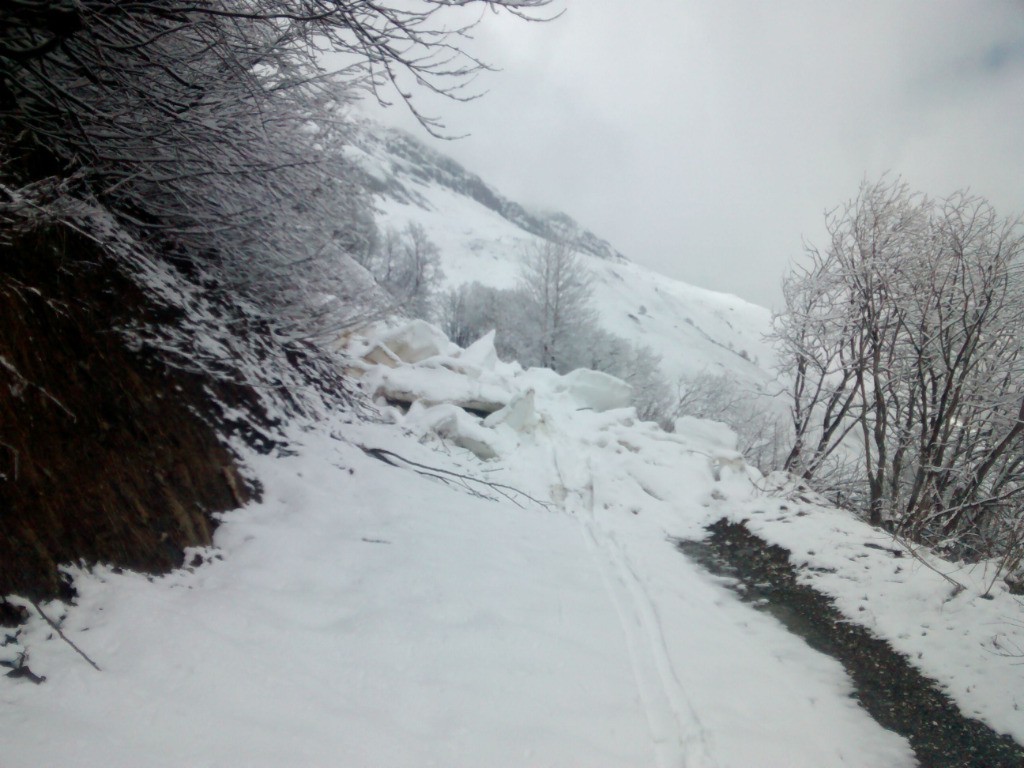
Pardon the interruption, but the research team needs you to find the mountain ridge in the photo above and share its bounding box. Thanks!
[349,122,628,264]
[347,120,777,388]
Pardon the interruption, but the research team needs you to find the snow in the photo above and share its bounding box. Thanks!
[19,321,1024,765]
[6,115,1022,766]
[716,477,1024,743]
[560,368,633,412]
[371,175,777,389]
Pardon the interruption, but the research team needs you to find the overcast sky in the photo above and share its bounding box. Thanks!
[355,1,1024,310]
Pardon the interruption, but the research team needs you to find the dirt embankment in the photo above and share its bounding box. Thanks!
[0,226,250,604]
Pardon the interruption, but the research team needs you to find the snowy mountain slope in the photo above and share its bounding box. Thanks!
[5,122,1022,767]
[349,124,628,264]
[350,125,776,387]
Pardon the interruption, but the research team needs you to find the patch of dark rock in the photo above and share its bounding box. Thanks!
[676,518,1024,768]
[1003,572,1024,596]
[0,599,29,628]
[3,662,46,685]
[383,396,411,413]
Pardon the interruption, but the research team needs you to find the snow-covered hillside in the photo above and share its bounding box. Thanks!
[348,125,776,387]
[6,125,1023,768]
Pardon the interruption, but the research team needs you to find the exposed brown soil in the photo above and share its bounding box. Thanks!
[0,225,250,601]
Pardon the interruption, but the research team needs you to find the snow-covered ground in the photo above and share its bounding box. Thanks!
[716,479,1024,743]
[5,321,1022,766]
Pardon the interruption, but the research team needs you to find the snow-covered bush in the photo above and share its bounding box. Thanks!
[773,177,1024,567]
[437,274,674,425]
[672,372,787,472]
[355,223,445,321]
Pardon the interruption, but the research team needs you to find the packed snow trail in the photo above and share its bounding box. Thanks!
[548,432,714,767]
[528,405,913,767]
[1,416,913,767]
[0,323,949,766]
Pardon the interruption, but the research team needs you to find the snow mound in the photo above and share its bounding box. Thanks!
[560,368,632,412]
[454,330,499,375]
[379,319,453,363]
[354,322,637,442]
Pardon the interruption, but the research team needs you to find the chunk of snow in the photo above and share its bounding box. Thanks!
[453,330,499,375]
[708,449,748,482]
[673,416,738,451]
[484,388,538,432]
[361,342,403,368]
[561,368,632,412]
[406,403,503,460]
[379,319,453,364]
[364,365,510,413]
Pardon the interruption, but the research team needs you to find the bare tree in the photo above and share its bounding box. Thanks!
[773,177,1024,563]
[0,1,556,339]
[517,240,597,372]
[0,2,558,145]
[360,222,444,319]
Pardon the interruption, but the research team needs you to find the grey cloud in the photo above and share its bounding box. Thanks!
[354,0,1024,310]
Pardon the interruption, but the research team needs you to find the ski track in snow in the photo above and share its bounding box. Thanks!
[550,439,714,768]
[532,404,914,768]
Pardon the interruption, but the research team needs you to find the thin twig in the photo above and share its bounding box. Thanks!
[888,533,968,596]
[0,356,77,422]
[29,600,101,672]
[358,445,551,511]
